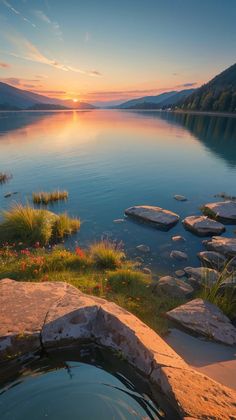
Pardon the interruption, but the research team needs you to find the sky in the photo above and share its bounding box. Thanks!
[0,0,235,106]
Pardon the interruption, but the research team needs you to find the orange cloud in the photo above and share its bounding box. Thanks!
[0,62,10,68]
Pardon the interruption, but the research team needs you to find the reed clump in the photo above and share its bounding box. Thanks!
[32,190,68,205]
[0,172,12,184]
[0,204,80,246]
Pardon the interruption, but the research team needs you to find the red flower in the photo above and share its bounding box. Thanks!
[75,246,85,258]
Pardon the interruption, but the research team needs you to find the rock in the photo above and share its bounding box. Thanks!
[4,192,12,198]
[202,201,236,223]
[214,192,236,201]
[157,276,193,298]
[113,218,125,223]
[166,298,236,345]
[170,250,188,260]
[143,267,152,275]
[174,194,187,201]
[1,279,236,419]
[172,235,186,242]
[185,277,201,290]
[134,256,144,263]
[136,244,150,253]
[184,266,219,285]
[175,270,186,278]
[125,205,179,231]
[204,236,236,258]
[197,251,227,270]
[183,215,225,236]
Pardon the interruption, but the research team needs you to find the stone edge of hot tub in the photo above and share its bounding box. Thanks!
[0,279,236,420]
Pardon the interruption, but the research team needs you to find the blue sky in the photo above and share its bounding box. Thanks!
[0,0,235,104]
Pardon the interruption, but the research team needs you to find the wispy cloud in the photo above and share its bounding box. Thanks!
[181,82,197,87]
[34,10,62,40]
[0,77,41,88]
[5,34,102,76]
[2,0,36,27]
[86,83,198,101]
[0,61,10,68]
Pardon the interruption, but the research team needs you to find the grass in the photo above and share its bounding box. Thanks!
[200,205,216,219]
[33,190,68,205]
[199,259,236,319]
[0,172,12,184]
[0,243,185,335]
[89,240,125,269]
[0,204,80,246]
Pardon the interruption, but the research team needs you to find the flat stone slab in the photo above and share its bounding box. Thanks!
[204,236,236,258]
[157,276,193,298]
[184,266,219,285]
[202,201,236,223]
[1,279,236,419]
[166,298,236,345]
[125,205,179,230]
[183,215,225,236]
[197,251,227,270]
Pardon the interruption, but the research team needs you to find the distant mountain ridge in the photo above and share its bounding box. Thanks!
[117,89,195,109]
[178,63,236,113]
[0,82,95,110]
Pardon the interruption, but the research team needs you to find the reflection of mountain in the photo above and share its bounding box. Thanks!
[129,110,236,167]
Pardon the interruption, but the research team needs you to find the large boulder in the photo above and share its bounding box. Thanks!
[157,276,193,298]
[166,298,236,345]
[197,251,227,270]
[204,236,236,258]
[1,280,236,419]
[184,266,219,285]
[183,215,225,236]
[202,201,236,223]
[125,205,179,230]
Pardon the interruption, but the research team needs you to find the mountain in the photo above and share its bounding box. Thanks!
[178,63,236,113]
[0,82,95,110]
[117,89,195,109]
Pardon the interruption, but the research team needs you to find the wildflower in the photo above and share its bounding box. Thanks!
[75,246,85,258]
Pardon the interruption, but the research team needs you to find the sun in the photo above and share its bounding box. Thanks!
[73,99,78,103]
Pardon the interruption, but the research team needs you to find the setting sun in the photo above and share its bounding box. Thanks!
[73,99,78,103]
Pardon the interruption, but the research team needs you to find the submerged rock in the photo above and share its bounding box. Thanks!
[113,218,125,223]
[157,275,193,298]
[184,266,219,285]
[197,251,227,270]
[170,250,188,260]
[174,194,187,201]
[136,244,150,253]
[204,236,236,258]
[183,215,225,236]
[166,298,236,345]
[202,201,236,223]
[125,205,179,230]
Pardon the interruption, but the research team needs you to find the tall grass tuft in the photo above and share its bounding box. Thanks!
[0,204,80,246]
[0,172,12,184]
[53,213,80,238]
[200,259,236,319]
[90,240,125,269]
[33,190,68,205]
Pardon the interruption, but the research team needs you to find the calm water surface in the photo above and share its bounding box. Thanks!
[0,346,170,419]
[0,110,236,273]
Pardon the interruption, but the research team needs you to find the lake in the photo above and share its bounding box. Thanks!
[0,110,236,274]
